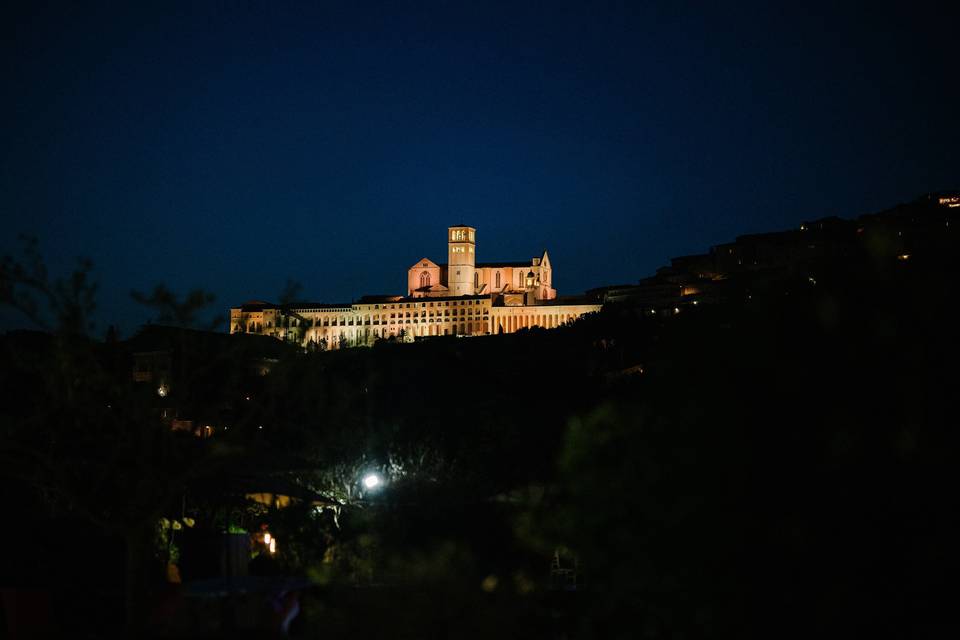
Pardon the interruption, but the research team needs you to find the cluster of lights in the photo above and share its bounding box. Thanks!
[264,531,277,554]
[938,196,959,208]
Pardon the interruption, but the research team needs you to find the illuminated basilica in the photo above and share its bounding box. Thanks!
[230,225,601,348]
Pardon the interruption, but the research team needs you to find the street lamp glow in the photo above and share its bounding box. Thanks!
[362,473,381,490]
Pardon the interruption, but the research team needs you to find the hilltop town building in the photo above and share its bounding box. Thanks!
[230,225,601,348]
[589,190,960,310]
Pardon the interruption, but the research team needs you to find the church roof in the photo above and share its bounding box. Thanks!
[355,295,403,303]
[286,302,354,310]
[422,261,534,269]
[239,301,276,311]
[411,284,450,293]
[476,261,532,268]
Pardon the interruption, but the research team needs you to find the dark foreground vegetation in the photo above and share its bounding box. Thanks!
[2,201,960,638]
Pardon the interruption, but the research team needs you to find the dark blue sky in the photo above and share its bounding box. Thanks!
[2,1,956,334]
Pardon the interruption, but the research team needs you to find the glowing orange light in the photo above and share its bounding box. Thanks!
[938,196,959,208]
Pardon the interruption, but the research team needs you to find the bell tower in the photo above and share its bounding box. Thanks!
[447,225,476,296]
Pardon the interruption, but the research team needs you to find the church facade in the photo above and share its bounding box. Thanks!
[407,225,557,302]
[229,225,600,348]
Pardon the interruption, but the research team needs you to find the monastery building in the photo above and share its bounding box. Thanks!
[230,225,601,348]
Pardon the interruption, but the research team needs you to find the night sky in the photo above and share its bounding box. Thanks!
[2,1,956,335]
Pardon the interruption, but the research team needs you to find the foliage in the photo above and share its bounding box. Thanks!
[278,278,303,305]
[517,251,960,638]
[0,235,97,334]
[130,283,222,329]
[5,231,960,636]
[0,243,237,631]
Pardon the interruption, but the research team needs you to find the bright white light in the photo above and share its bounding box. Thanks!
[264,533,272,546]
[362,473,381,489]
[269,538,277,554]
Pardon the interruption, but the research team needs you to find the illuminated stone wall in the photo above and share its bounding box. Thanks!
[299,297,494,346]
[488,303,596,334]
[407,258,445,297]
[231,296,600,349]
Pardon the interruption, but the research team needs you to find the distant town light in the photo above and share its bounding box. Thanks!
[269,538,277,554]
[264,532,272,546]
[938,196,960,208]
[897,254,911,261]
[362,473,382,490]
[157,384,169,397]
